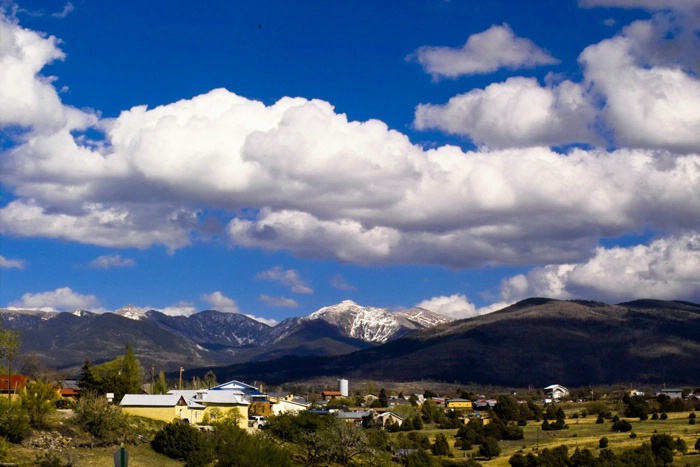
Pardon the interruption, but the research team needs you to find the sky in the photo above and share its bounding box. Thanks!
[1,0,700,325]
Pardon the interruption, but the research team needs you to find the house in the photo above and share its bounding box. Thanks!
[169,389,250,428]
[321,390,343,401]
[544,384,570,401]
[59,380,80,399]
[473,399,497,410]
[0,374,27,396]
[271,397,309,415]
[376,411,404,428]
[659,388,683,399]
[120,394,205,424]
[446,398,473,410]
[336,410,371,425]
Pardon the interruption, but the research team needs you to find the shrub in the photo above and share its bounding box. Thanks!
[595,414,605,424]
[21,379,59,429]
[599,436,609,448]
[71,391,127,443]
[611,419,632,432]
[151,420,210,466]
[0,397,30,443]
[660,412,668,420]
[629,432,637,438]
[34,452,74,467]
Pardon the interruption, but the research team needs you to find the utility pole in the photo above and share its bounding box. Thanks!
[151,365,155,394]
[179,367,184,390]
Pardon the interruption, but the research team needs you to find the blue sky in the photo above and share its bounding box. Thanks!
[1,0,699,324]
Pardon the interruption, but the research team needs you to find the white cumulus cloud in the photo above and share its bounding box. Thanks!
[414,77,599,148]
[201,291,240,313]
[499,234,700,303]
[8,287,102,311]
[409,24,558,79]
[416,293,508,319]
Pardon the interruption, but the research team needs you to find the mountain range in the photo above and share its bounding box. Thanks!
[3,297,699,387]
[0,300,449,372]
[198,298,700,387]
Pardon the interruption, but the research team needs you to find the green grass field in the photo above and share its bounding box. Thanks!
[6,444,185,467]
[421,410,700,467]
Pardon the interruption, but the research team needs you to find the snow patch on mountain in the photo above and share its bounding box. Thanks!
[115,305,147,321]
[306,300,419,343]
[397,307,452,328]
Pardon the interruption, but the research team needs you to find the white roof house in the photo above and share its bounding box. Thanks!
[544,384,570,400]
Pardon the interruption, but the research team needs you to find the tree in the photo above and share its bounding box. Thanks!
[87,345,144,401]
[77,358,99,395]
[479,436,501,459]
[0,320,21,401]
[203,370,217,389]
[21,379,59,429]
[153,370,169,394]
[695,437,700,452]
[378,388,389,407]
[494,395,520,422]
[431,432,451,456]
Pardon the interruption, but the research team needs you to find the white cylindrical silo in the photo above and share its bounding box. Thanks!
[338,378,349,397]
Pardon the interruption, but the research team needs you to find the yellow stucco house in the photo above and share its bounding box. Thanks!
[120,394,206,423]
[120,389,250,429]
[445,398,473,410]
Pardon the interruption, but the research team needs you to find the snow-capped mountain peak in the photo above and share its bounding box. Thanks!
[115,305,147,321]
[305,300,419,343]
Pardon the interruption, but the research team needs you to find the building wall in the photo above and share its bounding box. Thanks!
[121,406,185,423]
[447,401,473,409]
[203,405,249,429]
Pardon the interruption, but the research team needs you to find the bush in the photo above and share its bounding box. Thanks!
[660,412,668,420]
[0,397,30,443]
[21,379,59,429]
[599,436,609,448]
[611,419,632,432]
[71,391,127,443]
[34,452,74,467]
[151,420,211,466]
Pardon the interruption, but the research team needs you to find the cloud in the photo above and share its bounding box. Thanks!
[579,0,700,10]
[1,12,700,294]
[0,255,25,269]
[0,13,95,133]
[256,266,313,294]
[416,294,508,319]
[52,3,74,18]
[201,291,240,313]
[579,18,700,153]
[260,294,299,308]
[409,24,558,79]
[150,301,197,317]
[499,234,700,303]
[8,287,102,311]
[330,274,357,291]
[88,254,135,269]
[414,77,599,148]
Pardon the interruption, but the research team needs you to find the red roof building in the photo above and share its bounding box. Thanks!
[0,374,28,394]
